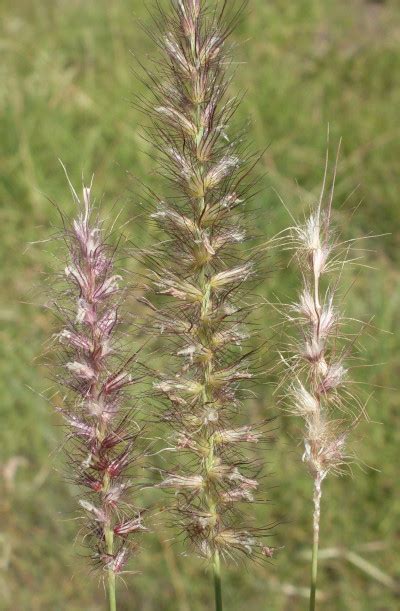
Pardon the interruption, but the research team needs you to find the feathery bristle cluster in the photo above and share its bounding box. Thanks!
[280,157,366,607]
[141,0,271,563]
[54,180,146,578]
[284,164,358,487]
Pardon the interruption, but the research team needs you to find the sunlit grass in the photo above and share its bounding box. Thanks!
[1,0,399,608]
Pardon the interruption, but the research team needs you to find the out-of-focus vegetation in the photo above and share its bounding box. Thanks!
[1,0,399,609]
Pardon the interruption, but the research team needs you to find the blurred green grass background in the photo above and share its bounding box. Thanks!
[1,0,399,609]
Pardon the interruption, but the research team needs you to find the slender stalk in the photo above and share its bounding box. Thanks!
[105,517,117,611]
[213,550,223,611]
[308,214,323,611]
[309,535,318,611]
[107,567,117,611]
[310,475,322,611]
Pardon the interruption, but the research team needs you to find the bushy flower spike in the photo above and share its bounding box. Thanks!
[139,0,272,589]
[281,149,364,609]
[51,177,146,603]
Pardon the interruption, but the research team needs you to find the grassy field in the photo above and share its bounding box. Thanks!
[1,0,399,609]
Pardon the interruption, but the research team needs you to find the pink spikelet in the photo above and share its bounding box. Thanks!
[51,174,146,589]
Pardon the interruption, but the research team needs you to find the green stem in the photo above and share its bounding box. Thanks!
[213,550,223,611]
[309,525,318,611]
[107,567,117,611]
[103,471,117,611]
[309,475,322,611]
[190,27,222,611]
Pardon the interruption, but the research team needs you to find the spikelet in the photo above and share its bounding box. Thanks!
[138,0,272,567]
[50,174,146,585]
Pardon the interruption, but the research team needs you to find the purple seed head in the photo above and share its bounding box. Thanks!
[50,175,145,576]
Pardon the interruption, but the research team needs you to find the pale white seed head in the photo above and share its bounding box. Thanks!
[155,379,203,396]
[313,245,330,277]
[205,155,240,189]
[159,474,203,490]
[87,398,105,418]
[319,297,337,337]
[296,213,331,275]
[79,500,106,522]
[320,362,347,393]
[66,361,96,380]
[222,488,254,503]
[211,263,252,288]
[215,529,257,555]
[167,147,193,180]
[216,426,261,444]
[304,213,322,251]
[303,337,324,363]
[291,382,319,416]
[164,33,191,74]
[155,106,197,136]
[295,289,318,324]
